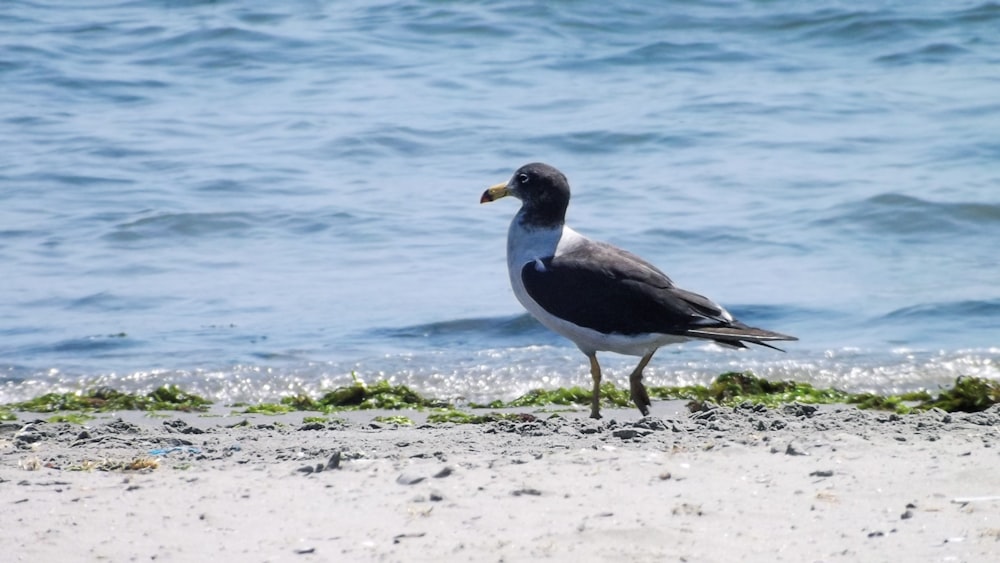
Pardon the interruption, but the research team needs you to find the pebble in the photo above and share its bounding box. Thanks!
[396,472,425,485]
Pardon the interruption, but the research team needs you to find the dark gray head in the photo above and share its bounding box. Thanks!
[480,162,571,228]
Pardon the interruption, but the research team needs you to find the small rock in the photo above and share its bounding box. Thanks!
[0,422,24,434]
[901,509,914,520]
[633,418,667,431]
[612,428,651,440]
[429,491,444,502]
[809,470,834,478]
[433,466,453,479]
[396,472,425,485]
[326,451,341,470]
[298,422,326,431]
[785,443,809,456]
[511,488,542,497]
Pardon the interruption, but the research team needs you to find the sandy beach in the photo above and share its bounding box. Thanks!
[2,401,999,562]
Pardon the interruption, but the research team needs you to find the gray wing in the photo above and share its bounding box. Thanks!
[521,240,796,346]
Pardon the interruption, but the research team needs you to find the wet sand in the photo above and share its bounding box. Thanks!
[3,401,999,562]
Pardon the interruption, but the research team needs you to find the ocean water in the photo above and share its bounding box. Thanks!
[2,0,998,405]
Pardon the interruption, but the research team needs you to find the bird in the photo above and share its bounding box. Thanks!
[480,162,797,419]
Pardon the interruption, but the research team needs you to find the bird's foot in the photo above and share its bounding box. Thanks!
[630,382,651,417]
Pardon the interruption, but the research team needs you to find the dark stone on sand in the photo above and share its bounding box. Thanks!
[782,403,819,418]
[433,466,453,479]
[298,422,325,431]
[810,470,834,477]
[633,418,668,431]
[396,472,426,485]
[15,432,43,445]
[393,532,426,544]
[785,443,809,456]
[612,428,652,440]
[511,488,542,497]
[327,451,341,470]
[104,419,140,434]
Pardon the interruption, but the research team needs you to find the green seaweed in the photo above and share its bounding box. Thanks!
[46,413,94,424]
[3,374,997,421]
[315,378,431,410]
[240,403,294,415]
[9,385,210,413]
[494,372,999,414]
[915,375,1000,413]
[426,410,538,424]
[497,382,633,408]
[372,415,414,426]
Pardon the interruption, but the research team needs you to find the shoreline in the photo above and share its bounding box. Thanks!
[3,401,999,562]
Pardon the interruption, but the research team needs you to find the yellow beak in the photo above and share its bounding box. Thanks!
[480,182,510,204]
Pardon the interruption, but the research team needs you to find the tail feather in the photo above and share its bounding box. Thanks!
[684,325,798,352]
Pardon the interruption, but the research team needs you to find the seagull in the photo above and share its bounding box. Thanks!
[480,162,797,419]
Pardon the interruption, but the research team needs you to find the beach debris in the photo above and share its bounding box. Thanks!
[294,547,316,555]
[672,503,704,516]
[951,495,1000,505]
[809,469,834,478]
[433,466,453,479]
[393,532,426,544]
[511,487,542,497]
[148,446,201,456]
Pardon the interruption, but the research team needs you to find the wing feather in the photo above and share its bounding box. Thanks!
[520,240,796,347]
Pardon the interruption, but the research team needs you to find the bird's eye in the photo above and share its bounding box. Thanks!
[517,173,529,184]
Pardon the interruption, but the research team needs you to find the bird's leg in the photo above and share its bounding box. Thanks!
[628,351,655,416]
[587,353,602,419]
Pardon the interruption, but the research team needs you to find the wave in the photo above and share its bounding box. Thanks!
[813,193,1000,237]
[882,299,1000,322]
[103,212,262,242]
[371,314,560,349]
[875,42,969,66]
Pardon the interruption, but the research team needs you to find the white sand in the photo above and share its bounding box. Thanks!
[3,402,999,562]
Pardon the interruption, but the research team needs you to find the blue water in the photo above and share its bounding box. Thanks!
[2,0,999,405]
